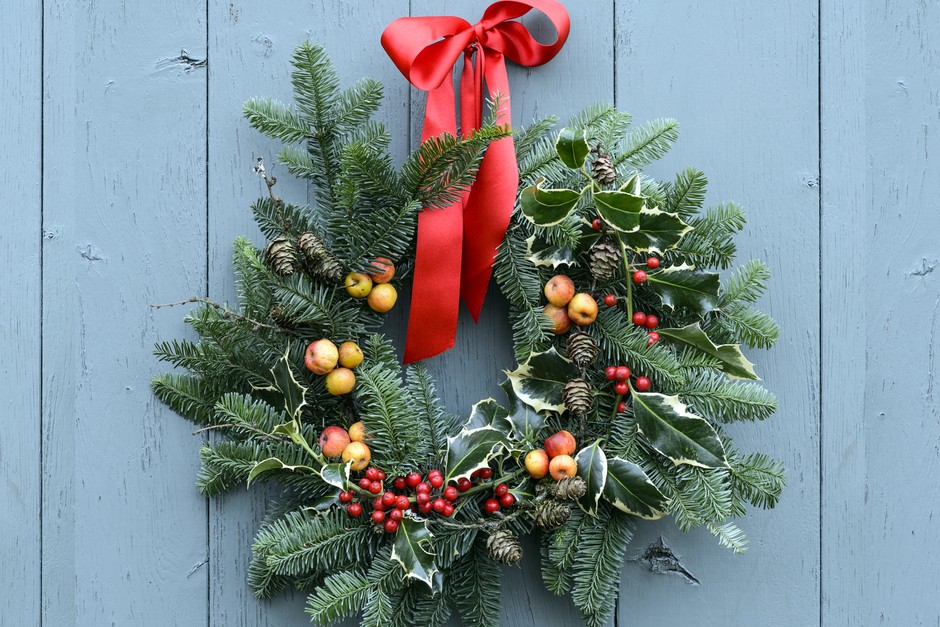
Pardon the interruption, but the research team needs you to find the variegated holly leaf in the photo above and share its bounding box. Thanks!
[555,127,590,169]
[603,457,669,519]
[499,380,545,441]
[657,323,758,380]
[647,264,720,314]
[525,233,577,268]
[465,398,513,434]
[619,207,691,253]
[505,347,579,414]
[318,462,351,490]
[618,172,642,195]
[444,426,508,482]
[246,457,316,487]
[575,440,608,516]
[251,347,308,421]
[392,517,439,589]
[593,189,645,232]
[632,391,728,468]
[520,179,582,226]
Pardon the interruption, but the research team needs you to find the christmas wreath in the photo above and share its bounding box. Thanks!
[154,42,784,627]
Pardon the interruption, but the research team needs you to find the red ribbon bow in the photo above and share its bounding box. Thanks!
[382,0,570,363]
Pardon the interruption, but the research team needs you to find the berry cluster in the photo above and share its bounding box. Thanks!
[605,364,652,411]
[483,482,516,514]
[631,310,660,346]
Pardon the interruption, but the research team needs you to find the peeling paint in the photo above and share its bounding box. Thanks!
[911,258,937,277]
[156,49,207,73]
[630,537,700,585]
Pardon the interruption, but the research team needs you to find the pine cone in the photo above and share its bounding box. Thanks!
[296,232,328,261]
[550,476,587,501]
[296,232,344,282]
[532,499,571,531]
[567,332,599,368]
[591,152,617,186]
[486,529,523,566]
[268,304,294,328]
[589,239,621,282]
[264,237,297,277]
[562,377,593,418]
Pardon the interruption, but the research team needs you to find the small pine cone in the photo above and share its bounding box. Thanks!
[264,237,297,277]
[567,332,599,368]
[532,499,571,531]
[296,232,344,282]
[562,377,593,418]
[589,239,621,282]
[591,152,617,186]
[486,529,523,567]
[296,232,328,262]
[313,254,344,283]
[268,304,294,328]
[550,476,587,501]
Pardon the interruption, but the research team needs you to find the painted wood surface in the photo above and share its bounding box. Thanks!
[2,0,938,625]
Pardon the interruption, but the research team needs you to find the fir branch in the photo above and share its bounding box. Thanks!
[306,569,372,625]
[243,97,310,143]
[514,115,558,162]
[449,539,502,627]
[731,452,786,509]
[707,521,749,554]
[666,167,708,218]
[675,370,778,422]
[334,78,383,132]
[267,510,381,579]
[721,259,771,305]
[406,365,462,466]
[571,505,635,627]
[589,308,683,385]
[542,507,589,595]
[614,118,679,169]
[719,303,780,349]
[151,373,221,426]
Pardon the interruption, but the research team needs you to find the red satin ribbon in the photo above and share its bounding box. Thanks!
[382,1,570,363]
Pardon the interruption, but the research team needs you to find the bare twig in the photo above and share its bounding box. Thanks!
[192,422,282,441]
[150,297,279,331]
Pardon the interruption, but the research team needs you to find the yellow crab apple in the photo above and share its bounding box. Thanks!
[344,272,373,298]
[567,293,598,326]
[544,274,575,307]
[549,454,577,480]
[325,367,356,395]
[542,304,572,335]
[342,441,371,471]
[367,283,398,313]
[524,449,550,479]
[348,421,368,442]
[338,341,363,368]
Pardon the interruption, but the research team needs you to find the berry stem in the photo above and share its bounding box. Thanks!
[616,235,634,318]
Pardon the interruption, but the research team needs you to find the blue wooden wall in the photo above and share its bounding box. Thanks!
[1,1,938,625]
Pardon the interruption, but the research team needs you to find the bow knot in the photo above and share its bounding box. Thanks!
[382,1,570,363]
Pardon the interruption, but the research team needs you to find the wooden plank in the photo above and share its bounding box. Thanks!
[0,0,42,624]
[821,2,940,624]
[206,2,410,624]
[41,1,209,623]
[406,1,613,624]
[614,2,821,624]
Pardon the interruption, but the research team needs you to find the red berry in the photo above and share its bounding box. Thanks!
[484,498,501,513]
[499,493,516,508]
[646,257,660,269]
[432,498,446,513]
[384,519,399,533]
[389,508,403,521]
[416,491,430,504]
[338,491,352,504]
[365,467,379,481]
[494,483,509,498]
[644,315,658,329]
[428,473,444,488]
[372,497,386,511]
[633,270,648,284]
[406,472,422,488]
[635,376,652,392]
[347,503,363,517]
[382,491,396,507]
[615,366,630,381]
[617,401,628,412]
[358,478,371,490]
[415,482,431,494]
[428,468,442,477]
[418,501,433,514]
[615,381,629,395]
[470,469,482,479]
[376,470,386,481]
[396,495,410,510]
[457,477,472,492]
[443,503,455,517]
[605,366,617,381]
[372,510,385,524]
[478,468,493,480]
[368,481,382,494]
[647,331,660,346]
[632,312,647,326]
[603,294,617,307]
[443,486,458,501]
[591,218,603,231]
[393,476,407,490]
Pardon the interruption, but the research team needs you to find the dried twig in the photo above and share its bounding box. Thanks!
[150,297,279,331]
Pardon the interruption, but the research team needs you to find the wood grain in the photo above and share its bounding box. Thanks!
[614,2,821,625]
[0,1,42,624]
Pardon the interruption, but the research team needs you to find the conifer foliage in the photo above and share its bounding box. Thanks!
[154,43,784,627]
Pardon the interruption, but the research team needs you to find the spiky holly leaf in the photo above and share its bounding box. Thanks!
[603,457,669,519]
[555,127,590,169]
[391,517,439,589]
[593,190,644,232]
[444,426,508,482]
[500,380,545,441]
[246,457,316,487]
[574,440,607,516]
[657,323,758,380]
[464,398,513,434]
[520,179,582,226]
[251,347,308,421]
[318,462,351,490]
[525,233,577,268]
[633,391,727,468]
[505,347,579,414]
[646,264,720,314]
[619,207,692,254]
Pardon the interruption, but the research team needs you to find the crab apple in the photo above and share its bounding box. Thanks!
[367,283,398,313]
[543,303,573,335]
[605,366,617,381]
[428,473,444,488]
[416,491,431,505]
[644,315,659,329]
[499,493,516,508]
[567,293,599,326]
[406,472,422,488]
[549,454,578,481]
[443,503,455,517]
[342,441,371,472]
[432,498,446,513]
[544,274,576,307]
[388,509,403,522]
[348,421,368,443]
[525,449,550,479]
[647,332,660,346]
[338,341,364,368]
[603,294,617,307]
[456,477,472,492]
[418,501,433,514]
[338,491,352,504]
[544,430,577,458]
[325,367,356,395]
[484,498,501,513]
[633,270,648,284]
[382,491,396,507]
[318,426,350,458]
[304,339,338,375]
[392,476,406,490]
[346,503,363,517]
[614,381,629,395]
[443,486,458,501]
[358,477,372,490]
[344,272,373,298]
[494,483,509,498]
[372,510,385,524]
[615,366,631,381]
[591,218,603,231]
[646,256,660,269]
[384,519,400,533]
[635,376,652,392]
[368,257,396,284]
[396,495,410,510]
[368,481,382,494]
[632,311,647,326]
